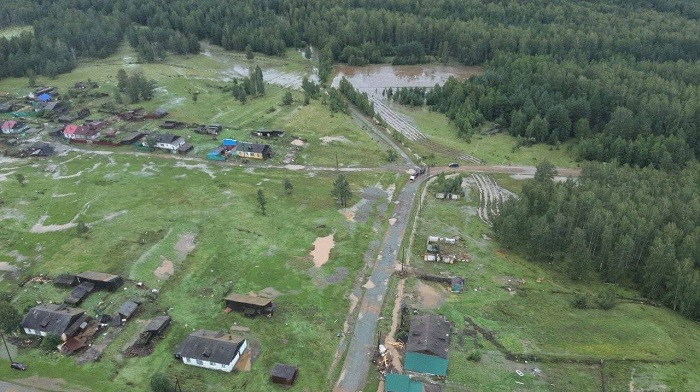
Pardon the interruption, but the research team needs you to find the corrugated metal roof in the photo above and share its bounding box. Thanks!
[404,352,448,376]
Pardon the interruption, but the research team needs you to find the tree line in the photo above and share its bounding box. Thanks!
[5,0,700,80]
[493,162,700,320]
[425,54,700,168]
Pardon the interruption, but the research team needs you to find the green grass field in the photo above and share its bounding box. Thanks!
[390,104,579,168]
[0,149,395,390]
[404,175,700,391]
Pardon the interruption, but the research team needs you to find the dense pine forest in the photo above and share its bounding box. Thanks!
[494,162,700,320]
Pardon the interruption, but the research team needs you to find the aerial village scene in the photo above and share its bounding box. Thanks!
[2,1,700,392]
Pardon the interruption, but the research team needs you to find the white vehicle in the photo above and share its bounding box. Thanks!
[409,175,416,182]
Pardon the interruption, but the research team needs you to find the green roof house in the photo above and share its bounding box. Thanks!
[403,314,450,376]
[385,373,441,392]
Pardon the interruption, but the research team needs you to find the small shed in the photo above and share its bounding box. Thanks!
[177,143,194,154]
[76,271,123,291]
[64,282,95,305]
[224,293,274,317]
[222,139,237,149]
[208,147,227,161]
[117,300,140,321]
[145,316,171,335]
[270,363,298,385]
[54,274,78,287]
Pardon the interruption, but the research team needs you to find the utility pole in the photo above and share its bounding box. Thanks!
[335,153,339,171]
[175,376,183,392]
[1,332,13,363]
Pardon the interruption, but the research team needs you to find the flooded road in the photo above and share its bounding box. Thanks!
[331,64,483,143]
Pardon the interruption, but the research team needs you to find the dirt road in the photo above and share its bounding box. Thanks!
[334,177,421,392]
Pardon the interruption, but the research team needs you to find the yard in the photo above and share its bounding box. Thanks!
[0,150,398,391]
[393,173,700,391]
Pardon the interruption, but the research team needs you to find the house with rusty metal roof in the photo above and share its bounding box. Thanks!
[404,314,451,376]
[174,330,248,372]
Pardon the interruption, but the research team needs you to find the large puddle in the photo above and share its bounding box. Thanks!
[331,64,483,89]
[310,234,335,267]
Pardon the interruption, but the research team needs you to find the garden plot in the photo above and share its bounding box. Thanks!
[471,173,515,225]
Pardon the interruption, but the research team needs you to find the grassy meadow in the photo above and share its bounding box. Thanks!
[399,175,700,391]
[0,150,397,391]
[389,104,579,168]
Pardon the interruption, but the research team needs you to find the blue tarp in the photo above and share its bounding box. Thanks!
[38,93,51,102]
[222,139,237,146]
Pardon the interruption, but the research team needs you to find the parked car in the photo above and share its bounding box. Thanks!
[10,362,27,371]
[448,162,459,168]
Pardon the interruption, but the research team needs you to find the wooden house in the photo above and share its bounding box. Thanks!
[235,142,271,160]
[404,314,450,376]
[76,271,123,291]
[1,120,27,135]
[148,134,186,152]
[270,363,298,385]
[20,304,88,341]
[174,330,248,372]
[224,293,274,317]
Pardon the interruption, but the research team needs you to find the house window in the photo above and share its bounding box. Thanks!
[196,359,203,365]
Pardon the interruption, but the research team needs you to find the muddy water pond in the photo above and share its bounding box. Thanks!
[331,64,483,89]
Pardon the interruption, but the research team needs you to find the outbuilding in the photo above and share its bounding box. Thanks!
[76,271,123,291]
[270,363,298,385]
[224,293,274,317]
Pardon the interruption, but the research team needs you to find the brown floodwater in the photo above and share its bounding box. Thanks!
[331,64,483,89]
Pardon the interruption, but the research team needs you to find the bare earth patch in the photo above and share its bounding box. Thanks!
[414,281,446,309]
[154,257,174,280]
[320,136,350,145]
[310,234,334,267]
[174,232,196,261]
[291,139,305,146]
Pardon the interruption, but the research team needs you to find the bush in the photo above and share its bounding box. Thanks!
[150,373,172,392]
[467,349,482,362]
[570,293,589,309]
[41,334,63,351]
[595,288,617,310]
